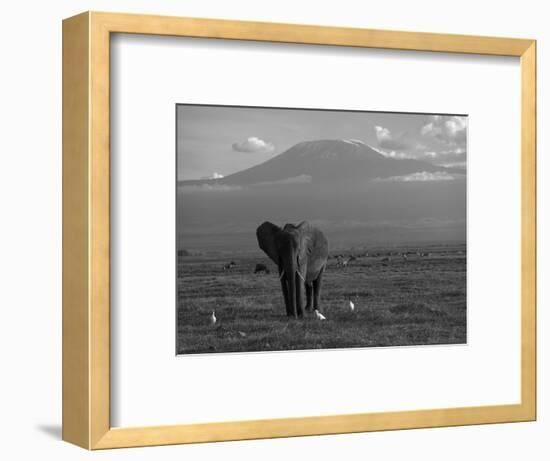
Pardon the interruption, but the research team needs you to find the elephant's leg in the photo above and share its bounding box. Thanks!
[312,266,325,310]
[305,283,313,312]
[295,273,304,318]
[280,276,292,316]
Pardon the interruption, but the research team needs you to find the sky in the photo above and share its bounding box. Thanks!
[176,104,467,180]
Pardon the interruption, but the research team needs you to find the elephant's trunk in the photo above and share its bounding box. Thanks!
[281,259,299,318]
[288,262,298,319]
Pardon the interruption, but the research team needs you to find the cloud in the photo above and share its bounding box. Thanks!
[200,172,225,180]
[426,148,466,167]
[379,149,413,159]
[409,148,466,164]
[252,175,312,187]
[376,171,456,182]
[445,117,467,137]
[421,116,467,147]
[374,126,411,151]
[372,119,467,166]
[179,184,242,193]
[374,126,391,141]
[373,145,431,161]
[420,122,438,136]
[232,137,274,154]
[437,161,467,169]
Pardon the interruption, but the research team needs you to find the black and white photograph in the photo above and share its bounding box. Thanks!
[176,104,467,354]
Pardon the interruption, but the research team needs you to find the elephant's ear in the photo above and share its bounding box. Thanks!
[297,223,312,269]
[256,221,281,265]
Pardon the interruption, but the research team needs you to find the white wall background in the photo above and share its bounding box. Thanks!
[0,0,546,459]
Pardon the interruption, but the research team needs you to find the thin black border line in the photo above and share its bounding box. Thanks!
[174,102,468,356]
[175,102,468,118]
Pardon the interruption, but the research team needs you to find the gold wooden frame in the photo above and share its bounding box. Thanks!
[62,11,536,450]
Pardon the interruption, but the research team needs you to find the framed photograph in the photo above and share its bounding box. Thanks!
[62,12,536,449]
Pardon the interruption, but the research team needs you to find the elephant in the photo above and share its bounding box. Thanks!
[256,221,329,318]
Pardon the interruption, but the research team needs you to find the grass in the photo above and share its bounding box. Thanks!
[177,244,466,354]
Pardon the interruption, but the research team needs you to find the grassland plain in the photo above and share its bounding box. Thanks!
[176,244,466,354]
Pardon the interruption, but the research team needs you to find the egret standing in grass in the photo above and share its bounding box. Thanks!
[314,309,326,320]
[349,299,355,311]
[210,311,217,325]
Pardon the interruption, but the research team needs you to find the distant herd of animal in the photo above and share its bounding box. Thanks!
[216,249,438,272]
[179,249,444,274]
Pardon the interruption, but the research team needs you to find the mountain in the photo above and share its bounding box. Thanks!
[177,139,466,250]
[180,139,464,186]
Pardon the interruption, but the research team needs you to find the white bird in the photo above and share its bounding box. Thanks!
[314,309,326,320]
[210,311,217,325]
[349,300,355,311]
